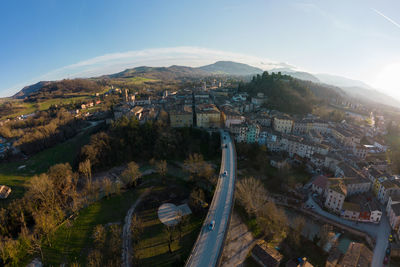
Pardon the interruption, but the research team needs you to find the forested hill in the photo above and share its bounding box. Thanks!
[18,79,107,102]
[239,72,345,114]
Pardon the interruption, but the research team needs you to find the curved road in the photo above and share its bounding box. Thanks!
[185,130,236,267]
[306,195,391,266]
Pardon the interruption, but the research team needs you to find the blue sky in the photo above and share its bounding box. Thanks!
[1,0,400,99]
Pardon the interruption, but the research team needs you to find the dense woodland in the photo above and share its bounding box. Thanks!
[77,116,221,171]
[239,72,344,115]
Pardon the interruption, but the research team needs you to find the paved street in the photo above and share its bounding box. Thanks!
[306,196,391,266]
[185,131,236,267]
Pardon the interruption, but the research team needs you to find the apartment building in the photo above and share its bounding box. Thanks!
[169,105,193,127]
[273,115,293,134]
[195,104,221,128]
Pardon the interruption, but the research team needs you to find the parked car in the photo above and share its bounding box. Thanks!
[383,256,388,264]
[389,235,393,242]
[208,220,215,230]
[386,247,391,256]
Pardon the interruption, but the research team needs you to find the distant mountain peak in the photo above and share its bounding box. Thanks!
[197,61,263,76]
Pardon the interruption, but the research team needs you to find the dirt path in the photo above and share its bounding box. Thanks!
[122,187,152,267]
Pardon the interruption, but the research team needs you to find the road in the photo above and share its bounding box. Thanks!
[306,195,391,266]
[185,130,236,267]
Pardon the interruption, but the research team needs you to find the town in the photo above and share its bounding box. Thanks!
[1,72,399,266]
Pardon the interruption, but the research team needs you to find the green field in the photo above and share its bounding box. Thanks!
[128,77,158,83]
[0,129,91,205]
[0,96,92,120]
[42,188,141,265]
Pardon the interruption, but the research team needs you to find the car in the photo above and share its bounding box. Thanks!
[222,144,227,148]
[223,136,226,140]
[383,256,388,264]
[208,220,215,230]
[223,170,228,176]
[310,205,315,209]
[386,247,391,256]
[389,235,393,242]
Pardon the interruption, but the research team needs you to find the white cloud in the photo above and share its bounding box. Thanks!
[1,46,295,97]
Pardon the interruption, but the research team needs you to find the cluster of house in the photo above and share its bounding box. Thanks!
[80,99,102,110]
[0,185,11,199]
[250,238,372,267]
[366,168,400,239]
[311,175,382,223]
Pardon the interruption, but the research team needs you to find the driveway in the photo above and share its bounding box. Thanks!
[306,196,391,266]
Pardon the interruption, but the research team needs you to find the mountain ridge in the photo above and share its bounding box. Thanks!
[197,61,263,75]
[10,61,400,108]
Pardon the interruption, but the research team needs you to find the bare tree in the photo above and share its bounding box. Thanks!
[156,160,168,182]
[257,202,288,242]
[183,153,214,182]
[0,237,20,265]
[130,214,143,245]
[26,173,56,212]
[121,161,141,187]
[109,224,122,255]
[102,177,113,198]
[189,188,206,211]
[87,249,102,267]
[79,159,93,196]
[79,159,92,182]
[235,177,269,216]
[92,225,106,249]
[33,206,64,245]
[164,225,176,253]
[183,153,204,179]
[176,211,190,241]
[47,163,78,209]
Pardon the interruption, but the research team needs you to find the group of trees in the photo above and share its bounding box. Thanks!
[77,116,220,172]
[238,71,344,115]
[0,159,126,266]
[183,153,215,184]
[87,224,122,267]
[0,108,88,155]
[235,177,288,242]
[0,163,79,265]
[238,72,315,114]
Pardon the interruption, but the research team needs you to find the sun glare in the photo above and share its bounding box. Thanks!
[374,63,400,100]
